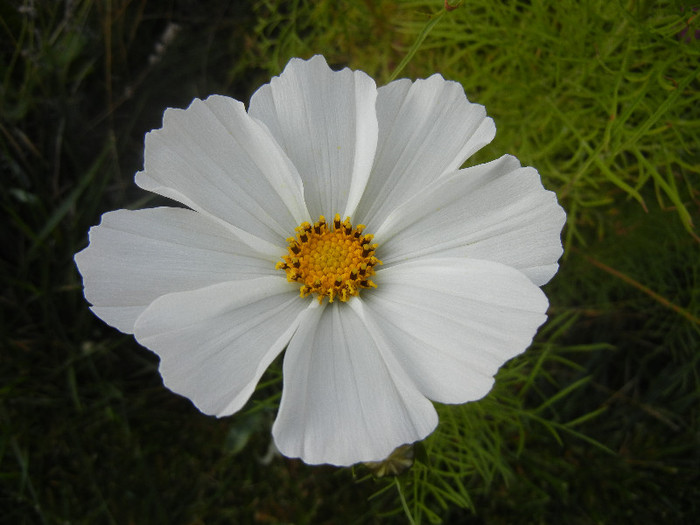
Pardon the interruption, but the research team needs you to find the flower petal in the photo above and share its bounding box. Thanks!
[248,55,378,218]
[375,155,566,285]
[133,277,305,417]
[74,207,277,334]
[355,74,496,230]
[272,300,438,466]
[365,258,549,404]
[135,95,309,254]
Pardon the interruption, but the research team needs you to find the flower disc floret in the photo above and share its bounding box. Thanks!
[276,214,381,303]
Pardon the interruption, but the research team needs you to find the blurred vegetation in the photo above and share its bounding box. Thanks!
[2,0,698,523]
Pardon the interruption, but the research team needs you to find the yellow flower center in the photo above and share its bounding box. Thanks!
[276,214,381,303]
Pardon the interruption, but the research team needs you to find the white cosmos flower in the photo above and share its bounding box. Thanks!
[75,55,566,466]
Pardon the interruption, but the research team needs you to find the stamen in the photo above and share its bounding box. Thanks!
[314,216,326,234]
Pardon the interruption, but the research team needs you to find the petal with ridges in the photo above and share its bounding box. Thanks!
[133,277,305,417]
[365,258,549,404]
[135,95,309,251]
[375,155,566,286]
[272,300,437,466]
[249,55,378,218]
[355,74,496,230]
[74,207,277,334]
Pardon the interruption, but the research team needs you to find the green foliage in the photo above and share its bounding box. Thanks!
[425,0,700,243]
[2,0,698,523]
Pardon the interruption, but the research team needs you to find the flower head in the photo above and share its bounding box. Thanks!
[75,56,566,466]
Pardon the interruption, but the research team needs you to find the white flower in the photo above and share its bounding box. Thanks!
[75,55,566,466]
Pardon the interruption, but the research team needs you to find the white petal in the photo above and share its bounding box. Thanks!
[272,300,437,466]
[74,207,277,334]
[133,277,306,417]
[135,95,309,252]
[365,258,549,404]
[375,155,566,285]
[355,74,496,230]
[248,55,378,218]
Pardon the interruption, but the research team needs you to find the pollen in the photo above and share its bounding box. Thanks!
[276,214,381,303]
